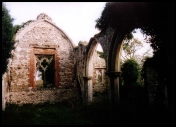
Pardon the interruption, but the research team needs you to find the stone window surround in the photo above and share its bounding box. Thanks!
[29,46,60,88]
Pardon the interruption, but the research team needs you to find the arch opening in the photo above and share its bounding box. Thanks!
[86,40,108,103]
[110,28,154,105]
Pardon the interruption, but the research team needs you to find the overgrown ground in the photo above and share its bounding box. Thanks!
[2,94,172,125]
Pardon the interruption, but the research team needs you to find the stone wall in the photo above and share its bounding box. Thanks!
[74,41,87,94]
[96,27,115,64]
[2,72,10,110]
[8,87,79,106]
[9,13,75,90]
[4,13,77,106]
[2,14,113,109]
[145,66,167,106]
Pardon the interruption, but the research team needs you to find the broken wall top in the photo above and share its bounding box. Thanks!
[15,13,75,49]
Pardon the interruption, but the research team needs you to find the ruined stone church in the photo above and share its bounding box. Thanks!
[3,13,120,109]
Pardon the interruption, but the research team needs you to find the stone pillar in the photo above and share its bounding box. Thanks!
[2,73,6,111]
[83,76,92,104]
[106,71,121,117]
[102,69,104,83]
[88,79,93,102]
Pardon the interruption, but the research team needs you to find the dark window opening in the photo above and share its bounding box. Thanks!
[35,55,55,88]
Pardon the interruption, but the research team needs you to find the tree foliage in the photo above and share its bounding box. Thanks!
[121,59,140,100]
[97,51,105,59]
[2,6,34,75]
[95,2,174,68]
[95,2,174,69]
[2,3,14,75]
[13,20,34,35]
[13,25,21,35]
[121,59,140,86]
[121,36,152,66]
[95,2,174,53]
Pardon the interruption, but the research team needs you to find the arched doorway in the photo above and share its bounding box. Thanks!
[107,28,153,107]
[84,38,107,103]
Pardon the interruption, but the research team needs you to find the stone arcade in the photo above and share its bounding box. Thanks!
[2,13,122,110]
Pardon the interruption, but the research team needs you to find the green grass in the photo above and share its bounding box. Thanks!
[2,97,171,125]
[2,101,92,125]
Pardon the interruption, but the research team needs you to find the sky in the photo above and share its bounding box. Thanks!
[4,2,153,55]
[4,2,106,46]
